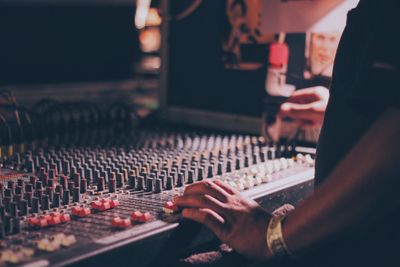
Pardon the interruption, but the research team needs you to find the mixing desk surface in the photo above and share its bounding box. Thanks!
[0,129,314,267]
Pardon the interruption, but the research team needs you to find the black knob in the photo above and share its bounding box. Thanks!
[68,181,74,193]
[41,195,50,210]
[154,179,162,193]
[80,179,87,194]
[3,215,11,234]
[17,179,24,188]
[53,192,60,208]
[62,190,70,205]
[45,187,54,202]
[31,197,39,213]
[0,205,5,220]
[235,158,241,170]
[108,178,116,193]
[217,162,224,175]
[207,165,214,178]
[9,202,18,217]
[226,160,232,173]
[136,177,144,191]
[72,187,80,203]
[12,217,20,234]
[165,177,173,190]
[187,170,194,184]
[4,188,12,198]
[197,167,204,181]
[116,173,124,188]
[19,200,28,216]
[7,181,15,193]
[176,173,184,187]
[146,178,153,192]
[128,174,136,189]
[97,177,105,191]
[0,220,5,238]
[59,176,68,190]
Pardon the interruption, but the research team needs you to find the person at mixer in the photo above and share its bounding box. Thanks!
[174,0,400,265]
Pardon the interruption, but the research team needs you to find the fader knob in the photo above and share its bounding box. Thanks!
[9,202,17,217]
[187,170,194,184]
[165,177,173,190]
[154,179,162,193]
[146,179,153,192]
[12,217,20,234]
[207,165,214,178]
[41,195,50,210]
[31,197,39,213]
[136,177,144,191]
[62,190,70,205]
[19,200,28,216]
[109,178,116,193]
[197,167,204,181]
[53,192,61,208]
[97,177,105,191]
[176,173,184,187]
[72,188,80,203]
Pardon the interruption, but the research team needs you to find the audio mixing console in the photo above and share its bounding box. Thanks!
[0,129,314,267]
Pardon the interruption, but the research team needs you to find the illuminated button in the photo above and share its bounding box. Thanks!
[265,162,274,174]
[91,199,112,211]
[37,238,61,252]
[27,215,48,228]
[253,175,262,185]
[296,153,305,163]
[249,166,258,176]
[305,154,315,166]
[287,158,295,167]
[280,158,288,170]
[0,249,25,264]
[60,213,71,223]
[262,174,272,183]
[243,176,254,189]
[109,199,120,208]
[273,160,281,172]
[53,233,77,247]
[20,247,34,258]
[61,235,77,247]
[162,201,179,214]
[71,206,91,217]
[48,212,62,225]
[235,180,244,191]
[111,217,131,229]
[131,211,152,223]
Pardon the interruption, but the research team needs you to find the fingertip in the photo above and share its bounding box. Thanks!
[280,103,292,112]
[173,196,181,204]
[181,208,195,219]
[181,208,189,217]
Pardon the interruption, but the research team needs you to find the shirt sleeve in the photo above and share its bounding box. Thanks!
[347,1,400,108]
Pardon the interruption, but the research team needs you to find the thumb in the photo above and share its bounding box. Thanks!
[279,102,317,121]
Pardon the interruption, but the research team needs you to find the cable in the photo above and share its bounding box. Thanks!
[174,0,203,21]
[0,113,12,145]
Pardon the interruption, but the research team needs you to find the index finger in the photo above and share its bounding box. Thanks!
[183,180,229,202]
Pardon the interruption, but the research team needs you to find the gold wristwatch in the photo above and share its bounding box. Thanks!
[266,215,291,257]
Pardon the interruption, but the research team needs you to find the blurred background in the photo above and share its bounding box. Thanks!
[0,0,162,117]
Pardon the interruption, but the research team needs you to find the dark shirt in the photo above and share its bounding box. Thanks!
[316,0,400,184]
[313,0,400,266]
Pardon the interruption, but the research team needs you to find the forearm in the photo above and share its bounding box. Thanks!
[283,107,400,255]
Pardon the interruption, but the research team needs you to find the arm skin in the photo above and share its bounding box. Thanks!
[283,107,400,255]
[175,107,400,260]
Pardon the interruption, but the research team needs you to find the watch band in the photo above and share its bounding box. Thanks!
[266,215,291,257]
